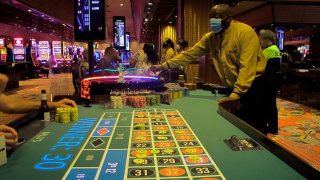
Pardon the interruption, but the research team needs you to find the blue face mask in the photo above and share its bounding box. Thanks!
[209,18,223,33]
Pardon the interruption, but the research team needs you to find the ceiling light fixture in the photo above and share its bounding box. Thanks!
[120,3,123,6]
[147,0,153,6]
[145,18,149,22]
[169,22,172,24]
[27,9,32,12]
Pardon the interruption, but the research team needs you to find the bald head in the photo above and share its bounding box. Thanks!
[210,4,232,19]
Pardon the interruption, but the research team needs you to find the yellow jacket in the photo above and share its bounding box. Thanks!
[161,48,175,63]
[162,21,266,98]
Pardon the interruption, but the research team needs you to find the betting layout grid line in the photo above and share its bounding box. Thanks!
[126,108,226,180]
[62,112,121,180]
[94,112,121,179]
[62,112,106,180]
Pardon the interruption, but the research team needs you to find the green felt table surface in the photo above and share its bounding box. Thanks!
[0,90,305,180]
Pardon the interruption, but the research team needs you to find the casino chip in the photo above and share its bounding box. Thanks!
[163,148,174,154]
[189,155,201,162]
[133,158,145,164]
[150,149,160,154]
[175,130,185,134]
[136,154,147,159]
[185,148,197,154]
[135,136,146,140]
[156,136,167,140]
[137,150,147,154]
[158,130,168,135]
[135,123,146,130]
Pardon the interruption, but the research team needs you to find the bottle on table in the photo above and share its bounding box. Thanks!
[39,90,50,121]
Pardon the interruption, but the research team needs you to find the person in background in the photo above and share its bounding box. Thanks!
[176,40,189,54]
[78,48,89,79]
[5,42,13,63]
[259,29,281,134]
[259,29,281,61]
[96,46,121,70]
[0,73,77,149]
[161,38,175,63]
[130,43,159,69]
[151,4,274,134]
[71,50,80,95]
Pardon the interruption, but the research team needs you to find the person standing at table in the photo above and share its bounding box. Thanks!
[161,38,175,63]
[151,4,275,134]
[259,29,281,134]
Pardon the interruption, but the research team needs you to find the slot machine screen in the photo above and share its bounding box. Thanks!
[113,16,126,50]
[13,47,24,54]
[125,32,130,51]
[74,0,106,41]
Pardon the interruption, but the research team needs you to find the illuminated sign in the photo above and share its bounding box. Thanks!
[125,32,130,51]
[0,38,4,46]
[14,38,23,47]
[39,41,49,48]
[52,41,61,48]
[31,39,36,46]
[113,16,126,50]
[74,0,106,41]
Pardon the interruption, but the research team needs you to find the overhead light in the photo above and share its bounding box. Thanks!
[15,16,19,19]
[147,11,150,14]
[62,24,66,26]
[147,0,153,6]
[49,17,52,20]
[27,9,32,12]
[169,22,172,24]
[120,3,123,6]
[147,7,151,10]
[145,18,149,22]
[175,15,177,18]
[290,29,293,31]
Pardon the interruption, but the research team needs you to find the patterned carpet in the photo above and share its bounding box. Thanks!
[269,99,320,171]
[1,73,319,170]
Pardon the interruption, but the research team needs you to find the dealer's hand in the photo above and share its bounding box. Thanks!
[0,125,18,150]
[217,93,241,112]
[150,65,165,72]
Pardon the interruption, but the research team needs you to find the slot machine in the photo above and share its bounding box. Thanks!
[52,41,63,65]
[30,39,39,67]
[38,41,50,65]
[0,38,6,62]
[13,38,26,62]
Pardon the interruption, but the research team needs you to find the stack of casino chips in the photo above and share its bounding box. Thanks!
[184,83,197,90]
[127,96,147,108]
[55,107,78,123]
[110,96,123,109]
[164,83,189,100]
[146,95,160,106]
[156,92,173,104]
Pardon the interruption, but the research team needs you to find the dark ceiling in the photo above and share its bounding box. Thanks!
[0,0,73,41]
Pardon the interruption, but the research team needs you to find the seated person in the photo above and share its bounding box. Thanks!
[96,46,121,71]
[0,73,77,150]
